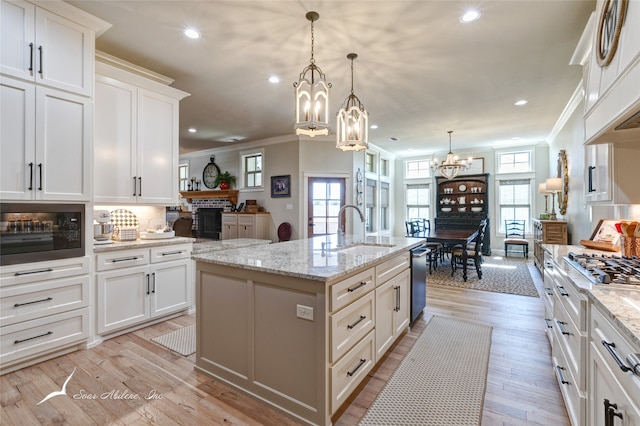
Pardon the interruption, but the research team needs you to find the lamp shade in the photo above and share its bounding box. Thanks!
[545,177,562,192]
[538,183,547,194]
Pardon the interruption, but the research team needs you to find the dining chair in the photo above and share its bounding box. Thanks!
[451,219,487,279]
[504,220,529,258]
[408,218,443,274]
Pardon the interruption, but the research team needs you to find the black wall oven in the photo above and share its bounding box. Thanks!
[0,203,85,266]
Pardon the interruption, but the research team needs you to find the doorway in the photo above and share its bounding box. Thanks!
[307,178,346,238]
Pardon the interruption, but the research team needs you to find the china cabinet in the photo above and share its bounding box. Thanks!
[435,173,491,255]
[93,53,189,205]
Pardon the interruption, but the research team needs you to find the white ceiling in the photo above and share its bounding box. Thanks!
[69,0,596,157]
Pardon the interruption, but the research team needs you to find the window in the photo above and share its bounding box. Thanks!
[405,160,432,179]
[380,182,389,231]
[365,152,376,173]
[498,179,531,233]
[365,179,376,232]
[380,158,389,177]
[498,151,531,174]
[406,184,430,221]
[241,151,263,188]
[178,163,189,191]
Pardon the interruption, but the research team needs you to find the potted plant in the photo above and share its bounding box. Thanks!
[214,171,236,190]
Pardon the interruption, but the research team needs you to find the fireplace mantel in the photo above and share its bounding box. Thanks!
[180,190,238,204]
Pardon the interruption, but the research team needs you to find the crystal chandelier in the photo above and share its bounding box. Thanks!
[430,131,472,179]
[336,53,369,151]
[294,11,331,137]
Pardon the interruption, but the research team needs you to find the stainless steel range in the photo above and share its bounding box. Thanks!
[565,252,640,286]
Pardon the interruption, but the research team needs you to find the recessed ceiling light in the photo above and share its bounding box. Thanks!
[515,100,528,106]
[370,124,379,129]
[184,28,200,39]
[188,128,197,133]
[268,75,280,83]
[389,137,398,141]
[460,9,481,23]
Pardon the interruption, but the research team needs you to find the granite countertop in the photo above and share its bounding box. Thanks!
[193,235,425,282]
[543,244,640,349]
[192,238,272,254]
[93,236,194,252]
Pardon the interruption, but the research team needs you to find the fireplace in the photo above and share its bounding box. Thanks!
[197,208,223,240]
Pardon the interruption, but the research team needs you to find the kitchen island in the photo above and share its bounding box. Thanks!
[193,235,424,426]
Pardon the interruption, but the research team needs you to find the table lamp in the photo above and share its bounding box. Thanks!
[545,178,562,220]
[538,183,549,218]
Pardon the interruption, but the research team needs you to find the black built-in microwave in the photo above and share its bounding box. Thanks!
[0,203,85,266]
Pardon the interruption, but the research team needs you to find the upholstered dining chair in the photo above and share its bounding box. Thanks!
[504,220,529,258]
[172,216,193,237]
[451,219,487,279]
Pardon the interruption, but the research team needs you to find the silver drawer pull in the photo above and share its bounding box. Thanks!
[14,297,53,307]
[161,251,184,256]
[544,287,553,296]
[347,281,368,292]
[15,331,53,344]
[601,340,632,373]
[556,285,569,297]
[14,268,53,276]
[347,358,366,377]
[544,318,553,329]
[556,365,569,385]
[347,315,366,330]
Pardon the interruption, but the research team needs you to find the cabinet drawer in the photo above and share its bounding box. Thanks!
[330,329,374,414]
[330,267,375,312]
[222,214,237,225]
[237,215,254,226]
[0,307,89,366]
[330,291,375,363]
[0,275,89,327]
[375,252,410,286]
[553,266,587,332]
[591,306,640,407]
[150,244,191,263]
[0,257,89,287]
[553,338,587,426]
[96,249,149,271]
[553,299,587,390]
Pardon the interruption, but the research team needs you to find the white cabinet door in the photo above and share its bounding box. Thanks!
[150,259,190,318]
[0,0,93,96]
[393,269,411,336]
[0,77,89,201]
[585,143,612,203]
[36,86,90,200]
[221,214,238,240]
[94,76,137,203]
[238,216,255,239]
[136,88,178,204]
[374,268,410,362]
[96,265,150,334]
[0,76,35,200]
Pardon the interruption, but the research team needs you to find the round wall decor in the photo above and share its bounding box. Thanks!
[202,156,221,189]
[596,0,628,67]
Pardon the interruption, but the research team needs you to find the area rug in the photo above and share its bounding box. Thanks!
[428,256,539,297]
[151,324,195,356]
[359,316,492,426]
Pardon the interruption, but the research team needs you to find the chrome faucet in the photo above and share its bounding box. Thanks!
[337,204,365,246]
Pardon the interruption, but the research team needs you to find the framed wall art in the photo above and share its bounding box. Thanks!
[271,175,291,198]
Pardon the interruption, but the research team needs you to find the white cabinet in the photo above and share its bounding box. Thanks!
[0,256,90,374]
[584,141,640,205]
[0,76,91,201]
[589,305,640,426]
[221,213,271,240]
[96,243,192,335]
[0,0,97,96]
[375,266,410,362]
[93,57,189,205]
[0,0,102,202]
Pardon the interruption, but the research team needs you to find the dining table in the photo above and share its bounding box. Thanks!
[426,228,479,281]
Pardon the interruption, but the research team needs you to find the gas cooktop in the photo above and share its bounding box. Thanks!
[565,252,640,286]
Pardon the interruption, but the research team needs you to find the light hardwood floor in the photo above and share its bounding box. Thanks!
[1,261,569,425]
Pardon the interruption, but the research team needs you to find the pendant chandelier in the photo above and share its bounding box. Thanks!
[430,131,472,179]
[336,53,369,151]
[294,11,331,137]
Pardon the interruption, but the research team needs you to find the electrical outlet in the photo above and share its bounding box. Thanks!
[296,304,314,321]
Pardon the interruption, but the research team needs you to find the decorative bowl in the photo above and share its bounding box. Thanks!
[458,207,466,212]
[471,207,483,212]
[441,207,452,212]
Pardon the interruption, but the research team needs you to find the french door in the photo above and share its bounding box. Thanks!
[307,178,345,238]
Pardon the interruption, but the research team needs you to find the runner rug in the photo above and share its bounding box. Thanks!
[359,316,492,426]
[151,324,195,356]
[428,257,539,297]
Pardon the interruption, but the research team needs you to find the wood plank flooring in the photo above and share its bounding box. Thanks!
[1,261,569,425]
